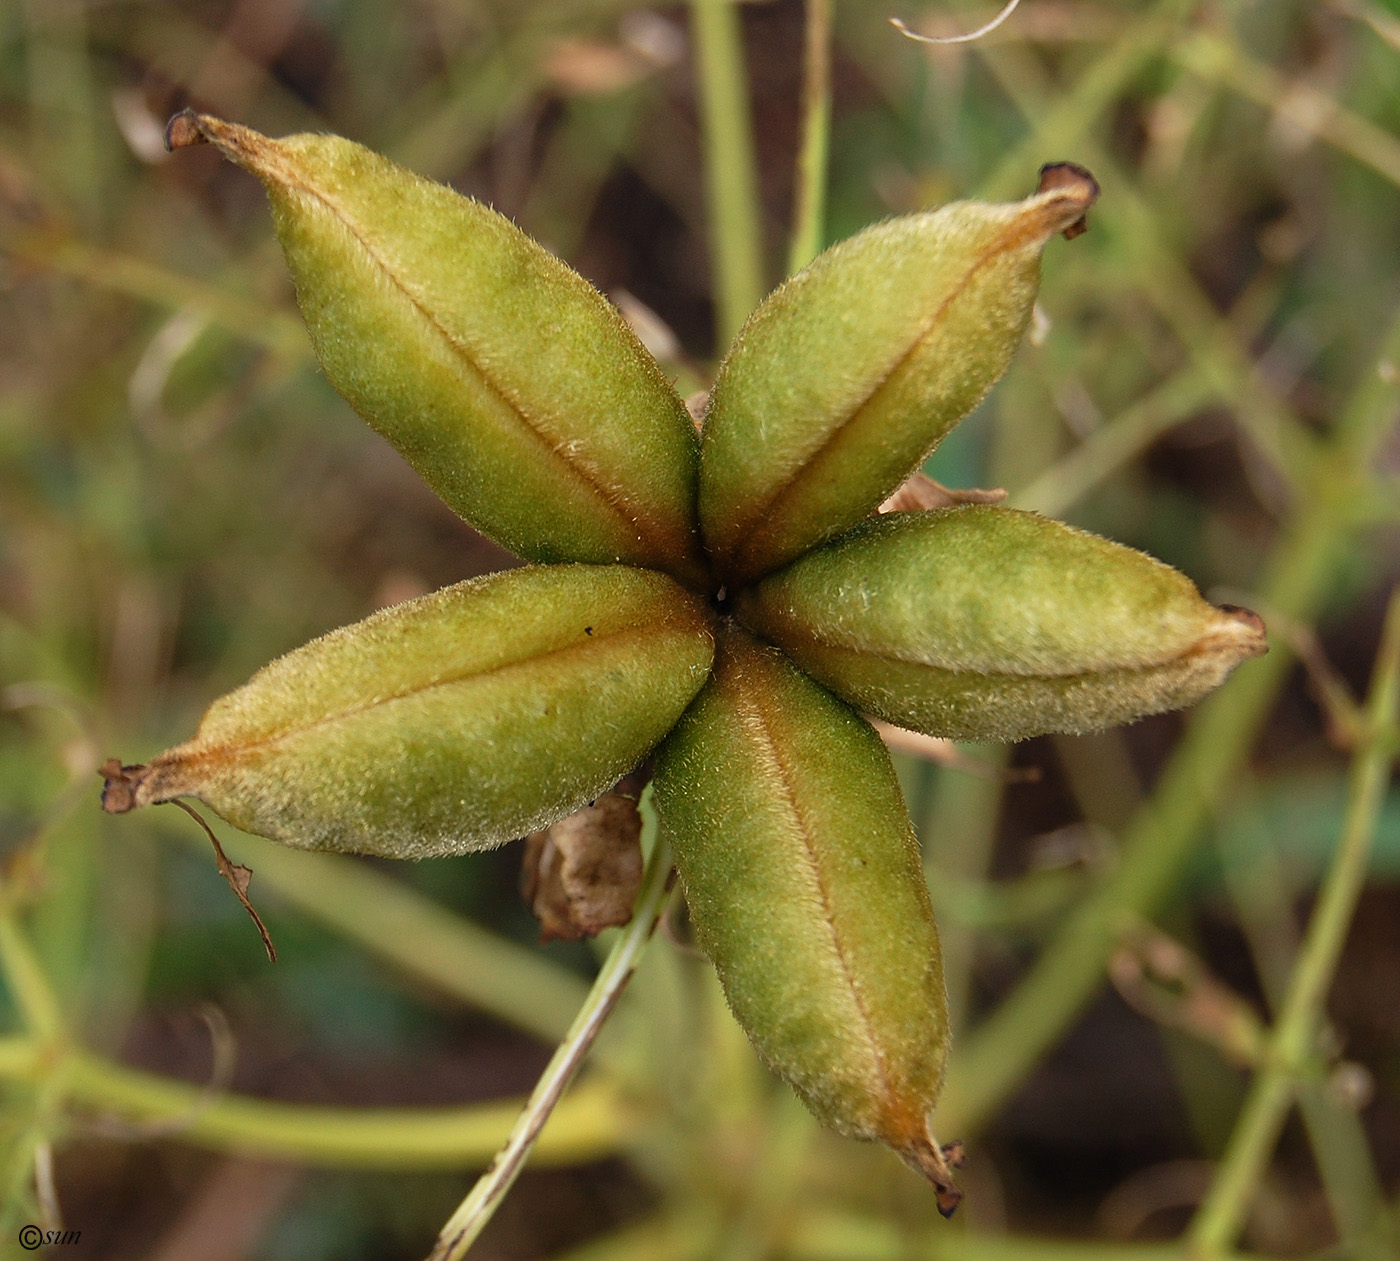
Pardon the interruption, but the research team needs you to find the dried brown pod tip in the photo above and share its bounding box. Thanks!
[100,758,149,813]
[900,1135,965,1218]
[164,108,209,152]
[1037,162,1100,239]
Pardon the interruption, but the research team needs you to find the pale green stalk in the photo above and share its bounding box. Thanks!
[690,0,765,344]
[0,901,64,1043]
[0,1031,625,1170]
[205,826,589,1045]
[1173,30,1400,189]
[428,823,675,1260]
[1188,588,1400,1252]
[1012,369,1215,517]
[6,232,309,358]
[58,1048,624,1169]
[787,0,833,276]
[1218,795,1389,1252]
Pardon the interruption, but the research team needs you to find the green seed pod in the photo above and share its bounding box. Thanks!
[653,627,956,1203]
[699,167,1099,584]
[735,507,1268,743]
[104,566,714,858]
[166,112,705,586]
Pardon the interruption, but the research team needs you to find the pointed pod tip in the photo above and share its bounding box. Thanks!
[100,758,149,813]
[1210,603,1269,661]
[164,108,209,152]
[899,1134,964,1218]
[163,111,275,178]
[1036,162,1100,239]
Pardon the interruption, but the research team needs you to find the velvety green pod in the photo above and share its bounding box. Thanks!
[699,168,1098,584]
[735,507,1268,743]
[653,628,956,1199]
[106,566,714,858]
[169,112,705,585]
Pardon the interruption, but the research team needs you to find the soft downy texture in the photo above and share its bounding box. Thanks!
[104,566,715,858]
[166,112,707,585]
[735,506,1269,742]
[652,627,958,1207]
[104,118,1266,1207]
[698,166,1099,583]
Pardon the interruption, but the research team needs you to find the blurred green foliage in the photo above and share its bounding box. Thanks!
[1,1,1398,1258]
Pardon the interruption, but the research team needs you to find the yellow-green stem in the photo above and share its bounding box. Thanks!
[0,902,65,1043]
[429,817,674,1260]
[201,825,590,1046]
[1187,589,1400,1252]
[787,0,833,276]
[0,1037,625,1169]
[690,0,766,345]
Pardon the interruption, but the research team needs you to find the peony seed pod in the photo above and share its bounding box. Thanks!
[653,627,957,1204]
[166,111,706,585]
[103,566,714,858]
[734,506,1267,743]
[698,165,1099,584]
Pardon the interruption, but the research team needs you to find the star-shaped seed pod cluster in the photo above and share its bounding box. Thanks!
[103,111,1267,1209]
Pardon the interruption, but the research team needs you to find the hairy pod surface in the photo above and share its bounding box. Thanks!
[110,566,714,857]
[698,169,1098,584]
[735,507,1268,742]
[653,628,951,1179]
[171,113,705,584]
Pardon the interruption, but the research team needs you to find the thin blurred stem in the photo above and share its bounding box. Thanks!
[0,1033,625,1168]
[976,0,1197,201]
[787,0,833,276]
[1012,369,1215,516]
[1219,797,1389,1250]
[7,231,309,359]
[1173,30,1400,190]
[937,306,1400,1139]
[199,826,590,1046]
[1188,589,1400,1253]
[922,750,1006,1035]
[715,1089,815,1261]
[23,0,103,226]
[690,0,766,345]
[0,901,65,1043]
[428,824,674,1261]
[61,1047,625,1168]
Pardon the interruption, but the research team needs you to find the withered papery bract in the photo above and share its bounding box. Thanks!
[105,112,1268,1205]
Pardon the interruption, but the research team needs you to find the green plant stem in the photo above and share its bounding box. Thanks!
[1218,795,1389,1251]
[690,0,765,345]
[199,825,590,1045]
[1012,369,1215,517]
[787,0,833,276]
[936,306,1400,1138]
[1172,30,1400,190]
[977,0,1197,201]
[715,1089,815,1261]
[0,1035,625,1168]
[64,1048,625,1168]
[1187,589,1400,1254]
[428,826,675,1261]
[5,230,309,358]
[0,901,64,1042]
